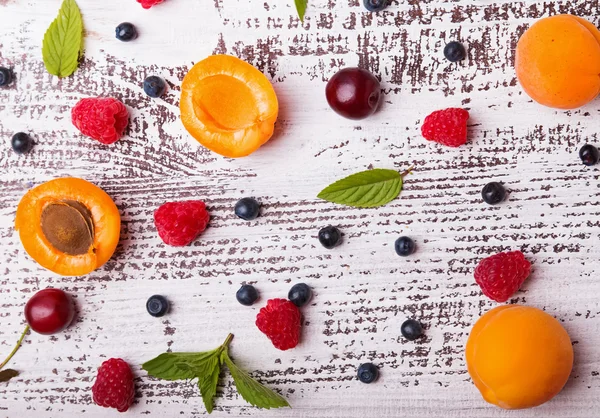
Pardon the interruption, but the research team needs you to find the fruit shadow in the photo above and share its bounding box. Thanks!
[260,83,291,151]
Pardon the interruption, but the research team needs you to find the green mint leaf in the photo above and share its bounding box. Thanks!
[222,351,290,410]
[42,0,83,78]
[294,0,307,22]
[142,351,219,381]
[196,355,221,413]
[317,168,403,208]
[0,369,19,383]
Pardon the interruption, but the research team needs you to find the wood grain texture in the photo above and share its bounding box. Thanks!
[1,0,600,417]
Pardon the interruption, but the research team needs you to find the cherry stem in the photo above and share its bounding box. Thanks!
[0,325,30,370]
[400,166,415,178]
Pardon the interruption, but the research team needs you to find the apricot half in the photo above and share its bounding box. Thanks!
[515,14,600,109]
[180,54,278,158]
[466,305,573,410]
[15,178,121,276]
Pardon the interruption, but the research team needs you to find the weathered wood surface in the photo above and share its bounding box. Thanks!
[1,0,600,416]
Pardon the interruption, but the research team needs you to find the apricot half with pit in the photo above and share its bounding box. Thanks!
[15,178,121,276]
[466,305,573,410]
[515,14,600,109]
[180,54,278,158]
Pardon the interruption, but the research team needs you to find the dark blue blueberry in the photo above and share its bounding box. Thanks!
[318,225,342,249]
[116,22,138,42]
[0,67,12,87]
[234,197,261,221]
[11,132,33,154]
[481,182,506,205]
[288,283,312,307]
[579,144,599,166]
[363,0,387,12]
[236,285,259,306]
[143,76,167,98]
[395,236,415,256]
[146,295,169,317]
[401,319,423,341]
[357,363,379,383]
[444,41,466,62]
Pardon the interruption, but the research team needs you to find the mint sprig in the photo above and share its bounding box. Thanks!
[142,334,289,413]
[42,0,84,78]
[317,167,412,208]
[295,0,307,22]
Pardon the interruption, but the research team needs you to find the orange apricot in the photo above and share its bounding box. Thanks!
[515,14,600,109]
[180,54,279,158]
[15,178,121,276]
[466,305,573,410]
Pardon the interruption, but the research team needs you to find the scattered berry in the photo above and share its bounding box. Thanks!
[318,225,342,249]
[0,67,12,87]
[11,132,33,154]
[421,108,470,147]
[474,251,531,303]
[357,363,379,383]
[143,76,167,98]
[71,97,129,145]
[146,295,169,317]
[401,319,423,341]
[234,197,261,221]
[137,0,164,8]
[116,22,138,42]
[288,283,312,307]
[579,144,599,166]
[24,288,75,335]
[256,298,301,351]
[236,285,259,306]
[363,0,387,12]
[482,182,506,205]
[326,68,381,120]
[154,201,210,246]
[395,236,416,256]
[444,41,466,62]
[92,358,135,413]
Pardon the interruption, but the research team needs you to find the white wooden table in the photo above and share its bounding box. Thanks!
[1,0,599,417]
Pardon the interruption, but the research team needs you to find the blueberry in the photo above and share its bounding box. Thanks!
[481,182,506,205]
[318,226,342,249]
[234,197,260,221]
[444,41,466,62]
[116,22,138,42]
[395,236,415,256]
[0,67,12,87]
[357,363,379,384]
[236,284,259,306]
[401,319,423,341]
[363,0,387,12]
[288,283,312,307]
[11,132,33,154]
[579,144,599,166]
[146,295,169,317]
[143,76,167,98]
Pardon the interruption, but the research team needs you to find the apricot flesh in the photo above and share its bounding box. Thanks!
[466,305,573,410]
[180,55,278,158]
[515,14,600,109]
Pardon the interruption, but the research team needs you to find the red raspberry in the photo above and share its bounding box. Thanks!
[474,251,531,302]
[154,201,210,246]
[256,299,301,351]
[421,108,470,147]
[137,0,164,8]
[72,98,129,145]
[92,358,135,413]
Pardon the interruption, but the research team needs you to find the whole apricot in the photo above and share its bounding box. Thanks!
[466,305,573,409]
[515,14,600,109]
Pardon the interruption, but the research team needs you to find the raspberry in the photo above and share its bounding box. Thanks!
[421,108,470,147]
[474,251,531,302]
[137,0,164,8]
[154,201,210,246]
[256,299,301,351]
[92,358,135,413]
[72,98,129,145]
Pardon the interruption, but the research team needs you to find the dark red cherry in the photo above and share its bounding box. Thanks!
[325,67,381,120]
[24,288,75,335]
